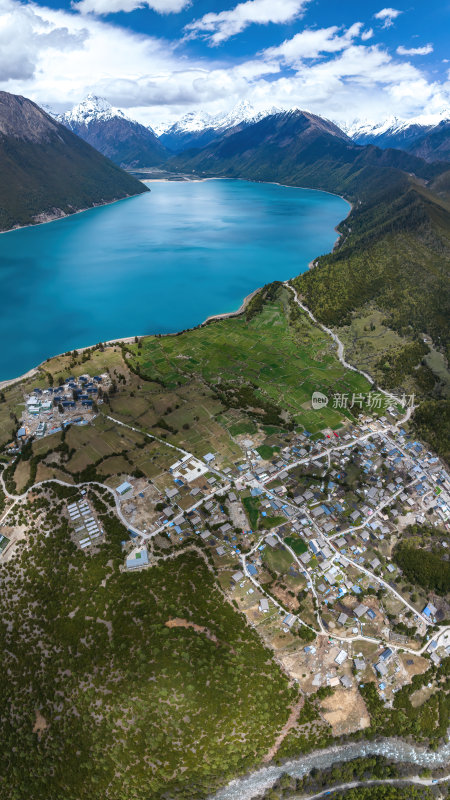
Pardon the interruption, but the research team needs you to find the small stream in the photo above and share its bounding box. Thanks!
[209,738,450,800]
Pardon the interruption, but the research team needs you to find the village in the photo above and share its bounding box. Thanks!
[1,381,449,731]
[100,405,450,721]
[5,373,111,452]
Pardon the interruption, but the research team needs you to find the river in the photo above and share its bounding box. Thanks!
[210,738,450,799]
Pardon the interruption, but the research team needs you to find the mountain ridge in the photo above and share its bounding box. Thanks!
[54,96,449,164]
[157,100,282,153]
[0,91,148,232]
[408,120,450,163]
[345,110,449,162]
[168,108,443,198]
[57,94,169,168]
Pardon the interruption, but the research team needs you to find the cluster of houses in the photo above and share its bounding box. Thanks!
[66,494,103,548]
[220,420,448,693]
[107,409,449,697]
[16,374,110,445]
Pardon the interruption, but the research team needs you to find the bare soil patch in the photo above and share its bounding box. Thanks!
[271,583,298,612]
[33,710,48,739]
[321,687,370,736]
[410,684,435,708]
[165,618,219,645]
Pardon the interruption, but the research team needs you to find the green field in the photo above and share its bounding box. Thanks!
[228,420,257,437]
[2,414,177,493]
[243,495,260,529]
[262,545,294,575]
[257,444,280,460]
[0,288,371,485]
[260,514,285,529]
[284,536,308,555]
[127,287,370,437]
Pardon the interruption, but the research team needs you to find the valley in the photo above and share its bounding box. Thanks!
[0,280,449,799]
[0,67,449,800]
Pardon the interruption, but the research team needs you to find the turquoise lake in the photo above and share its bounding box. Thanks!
[0,179,348,380]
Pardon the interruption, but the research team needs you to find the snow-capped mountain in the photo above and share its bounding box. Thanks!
[54,95,449,165]
[56,94,169,168]
[157,100,281,153]
[57,94,129,127]
[212,100,281,132]
[168,105,428,187]
[343,109,449,161]
[152,110,212,137]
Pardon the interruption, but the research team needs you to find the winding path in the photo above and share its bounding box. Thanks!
[285,282,415,418]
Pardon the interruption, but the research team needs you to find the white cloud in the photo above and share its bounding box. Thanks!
[250,34,450,127]
[185,0,310,46]
[0,0,448,131]
[361,28,373,41]
[374,8,402,28]
[0,0,88,82]
[264,23,364,65]
[73,0,189,15]
[397,44,433,56]
[0,0,203,115]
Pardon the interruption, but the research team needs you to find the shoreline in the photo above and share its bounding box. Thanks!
[0,335,136,391]
[0,176,351,388]
[0,292,261,392]
[0,189,148,237]
[201,287,261,324]
[141,172,352,207]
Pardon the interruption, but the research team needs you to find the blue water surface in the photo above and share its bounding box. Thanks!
[0,179,348,380]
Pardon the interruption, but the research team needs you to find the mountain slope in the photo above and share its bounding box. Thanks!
[58,95,169,168]
[0,91,148,232]
[171,107,450,457]
[169,109,442,198]
[295,173,450,457]
[158,100,280,153]
[157,112,222,154]
[347,113,449,162]
[297,177,450,343]
[348,116,431,148]
[407,120,450,163]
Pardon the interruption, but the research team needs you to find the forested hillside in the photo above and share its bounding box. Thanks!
[293,173,450,457]
[169,110,444,200]
[0,92,148,232]
[296,179,450,349]
[172,110,450,458]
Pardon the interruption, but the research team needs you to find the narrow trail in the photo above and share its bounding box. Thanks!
[262,698,305,764]
[285,282,415,417]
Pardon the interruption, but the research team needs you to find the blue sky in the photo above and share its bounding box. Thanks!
[1,0,449,126]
